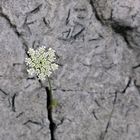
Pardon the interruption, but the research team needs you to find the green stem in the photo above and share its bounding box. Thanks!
[47,76,52,93]
[47,76,53,107]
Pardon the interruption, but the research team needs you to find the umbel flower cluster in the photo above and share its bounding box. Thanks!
[25,46,58,80]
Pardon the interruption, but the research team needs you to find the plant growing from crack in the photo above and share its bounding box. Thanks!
[25,46,58,140]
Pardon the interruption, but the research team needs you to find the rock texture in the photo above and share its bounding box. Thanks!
[0,0,140,140]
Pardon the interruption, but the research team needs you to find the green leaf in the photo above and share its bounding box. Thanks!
[50,99,58,109]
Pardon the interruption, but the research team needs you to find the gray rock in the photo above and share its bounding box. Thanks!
[92,0,140,50]
[0,0,140,140]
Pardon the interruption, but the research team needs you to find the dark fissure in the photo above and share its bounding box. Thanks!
[45,87,56,140]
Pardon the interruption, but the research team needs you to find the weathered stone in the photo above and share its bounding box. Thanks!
[92,0,140,50]
[0,0,140,140]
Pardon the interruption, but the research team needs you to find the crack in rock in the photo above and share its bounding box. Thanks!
[0,6,29,56]
[121,77,132,94]
[89,0,104,25]
[110,22,133,49]
[23,119,43,126]
[0,7,21,37]
[27,4,42,15]
[11,93,18,112]
[100,91,118,140]
[45,86,56,140]
[0,88,9,96]
[39,80,56,140]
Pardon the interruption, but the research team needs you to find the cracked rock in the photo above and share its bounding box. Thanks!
[0,0,140,140]
[91,0,140,50]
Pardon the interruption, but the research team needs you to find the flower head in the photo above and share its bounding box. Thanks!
[25,46,58,80]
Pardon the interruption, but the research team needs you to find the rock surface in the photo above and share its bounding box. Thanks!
[0,0,140,140]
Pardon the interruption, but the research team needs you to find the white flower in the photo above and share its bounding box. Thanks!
[27,68,35,76]
[47,48,56,62]
[51,63,58,71]
[25,46,58,80]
